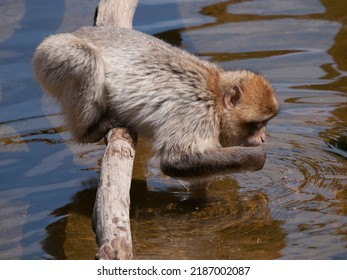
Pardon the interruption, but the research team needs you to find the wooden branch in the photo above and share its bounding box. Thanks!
[92,0,138,260]
[92,128,137,260]
[95,0,138,28]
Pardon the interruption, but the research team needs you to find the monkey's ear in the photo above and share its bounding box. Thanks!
[223,85,242,110]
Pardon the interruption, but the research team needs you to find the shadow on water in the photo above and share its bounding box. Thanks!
[0,0,347,259]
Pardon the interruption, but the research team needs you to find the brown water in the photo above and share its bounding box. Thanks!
[0,0,346,259]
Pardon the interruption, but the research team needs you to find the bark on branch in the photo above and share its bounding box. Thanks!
[95,0,138,28]
[92,0,138,260]
[92,128,137,260]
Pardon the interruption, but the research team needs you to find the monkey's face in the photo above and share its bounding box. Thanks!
[219,117,268,148]
[241,122,267,147]
[219,70,279,148]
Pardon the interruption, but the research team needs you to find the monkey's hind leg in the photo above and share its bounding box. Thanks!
[32,33,108,142]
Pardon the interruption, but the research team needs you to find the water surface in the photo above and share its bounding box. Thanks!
[0,0,346,259]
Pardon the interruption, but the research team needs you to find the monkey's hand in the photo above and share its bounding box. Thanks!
[160,146,266,179]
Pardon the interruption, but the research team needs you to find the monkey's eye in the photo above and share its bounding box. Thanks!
[247,121,266,130]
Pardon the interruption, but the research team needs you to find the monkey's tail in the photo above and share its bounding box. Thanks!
[32,33,106,142]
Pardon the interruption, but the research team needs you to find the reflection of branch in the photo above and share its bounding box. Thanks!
[93,128,137,259]
[184,0,323,33]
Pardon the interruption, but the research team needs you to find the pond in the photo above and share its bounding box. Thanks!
[0,0,346,260]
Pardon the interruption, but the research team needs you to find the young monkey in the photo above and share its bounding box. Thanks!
[32,27,279,179]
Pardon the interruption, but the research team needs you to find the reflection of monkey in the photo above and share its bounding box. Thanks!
[32,27,279,178]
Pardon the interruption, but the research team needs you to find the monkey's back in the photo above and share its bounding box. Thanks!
[74,27,221,153]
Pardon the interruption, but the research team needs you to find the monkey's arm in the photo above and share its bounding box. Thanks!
[160,146,266,178]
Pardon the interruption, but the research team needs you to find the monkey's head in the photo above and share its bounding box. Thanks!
[218,70,279,148]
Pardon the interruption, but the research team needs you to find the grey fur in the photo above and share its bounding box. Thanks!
[32,26,278,178]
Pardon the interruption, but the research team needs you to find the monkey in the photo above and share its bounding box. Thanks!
[32,26,279,179]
